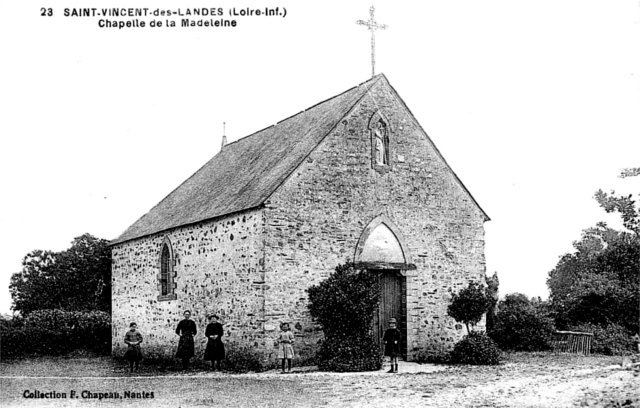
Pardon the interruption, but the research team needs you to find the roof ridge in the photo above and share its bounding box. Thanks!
[111,75,387,245]
[261,76,383,205]
[225,77,381,148]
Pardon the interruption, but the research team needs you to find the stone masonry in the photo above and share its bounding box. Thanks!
[261,78,486,361]
[111,209,266,357]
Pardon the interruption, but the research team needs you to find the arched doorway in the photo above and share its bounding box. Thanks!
[354,215,414,360]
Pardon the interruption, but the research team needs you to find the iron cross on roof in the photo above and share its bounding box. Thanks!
[356,6,388,78]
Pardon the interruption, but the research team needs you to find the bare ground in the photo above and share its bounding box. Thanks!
[1,352,638,407]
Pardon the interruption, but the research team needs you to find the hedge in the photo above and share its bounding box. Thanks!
[0,309,111,358]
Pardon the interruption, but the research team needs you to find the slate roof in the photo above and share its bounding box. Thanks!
[112,74,489,246]
[111,76,381,245]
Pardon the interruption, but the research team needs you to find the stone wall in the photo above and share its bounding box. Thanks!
[262,77,487,360]
[111,208,265,357]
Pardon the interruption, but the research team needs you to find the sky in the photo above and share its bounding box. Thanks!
[0,0,638,315]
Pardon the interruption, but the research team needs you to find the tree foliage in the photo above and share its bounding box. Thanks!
[594,166,639,237]
[447,281,490,334]
[547,224,639,333]
[489,293,555,351]
[307,263,382,371]
[10,234,112,315]
[594,190,639,237]
[548,168,639,334]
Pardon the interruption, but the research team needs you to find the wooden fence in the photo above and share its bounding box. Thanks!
[551,331,593,355]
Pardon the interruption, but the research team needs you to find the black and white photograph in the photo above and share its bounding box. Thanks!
[1,1,638,407]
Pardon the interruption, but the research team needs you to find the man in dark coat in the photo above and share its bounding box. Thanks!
[175,310,198,370]
[383,317,401,373]
[204,314,225,370]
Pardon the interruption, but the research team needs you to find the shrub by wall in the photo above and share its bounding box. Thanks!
[412,348,451,364]
[307,263,383,372]
[450,331,501,365]
[315,335,382,372]
[224,342,275,373]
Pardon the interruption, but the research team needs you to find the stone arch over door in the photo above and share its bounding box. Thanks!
[354,214,413,269]
[354,215,413,360]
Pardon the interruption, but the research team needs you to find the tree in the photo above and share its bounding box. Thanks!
[10,234,112,315]
[548,168,640,333]
[548,225,638,332]
[447,281,490,334]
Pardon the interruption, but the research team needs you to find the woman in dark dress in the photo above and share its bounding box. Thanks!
[175,310,198,370]
[203,314,225,370]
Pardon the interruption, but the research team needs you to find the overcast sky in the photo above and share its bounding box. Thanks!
[1,0,638,315]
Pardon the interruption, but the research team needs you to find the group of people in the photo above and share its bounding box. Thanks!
[174,311,226,371]
[123,310,299,374]
[124,310,402,374]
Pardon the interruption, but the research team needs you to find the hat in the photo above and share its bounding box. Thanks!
[387,318,397,324]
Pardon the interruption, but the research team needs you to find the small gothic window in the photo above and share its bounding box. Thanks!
[374,120,389,165]
[160,245,170,295]
[158,238,176,301]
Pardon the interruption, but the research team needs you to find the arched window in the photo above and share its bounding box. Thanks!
[158,238,176,301]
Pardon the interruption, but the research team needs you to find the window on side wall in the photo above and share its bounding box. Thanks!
[158,238,177,301]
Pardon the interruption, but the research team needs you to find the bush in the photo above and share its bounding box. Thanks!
[0,327,28,358]
[414,349,451,364]
[450,331,501,365]
[489,294,555,351]
[569,323,636,355]
[316,335,382,372]
[224,343,273,373]
[0,309,111,358]
[307,263,382,372]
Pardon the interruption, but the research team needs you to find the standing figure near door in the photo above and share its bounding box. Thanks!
[175,310,197,370]
[383,317,401,373]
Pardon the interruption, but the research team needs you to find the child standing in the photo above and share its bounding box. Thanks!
[123,322,143,373]
[278,322,295,373]
[383,317,401,373]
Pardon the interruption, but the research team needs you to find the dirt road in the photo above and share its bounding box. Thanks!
[1,353,637,407]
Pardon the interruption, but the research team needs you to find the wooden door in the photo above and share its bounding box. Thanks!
[373,270,406,359]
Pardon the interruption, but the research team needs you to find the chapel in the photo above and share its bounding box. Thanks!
[110,74,489,361]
